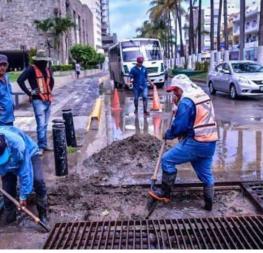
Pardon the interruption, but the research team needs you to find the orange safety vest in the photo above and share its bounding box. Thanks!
[32,65,52,102]
[184,91,219,142]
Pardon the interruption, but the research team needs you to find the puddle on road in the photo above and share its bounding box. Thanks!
[105,90,263,181]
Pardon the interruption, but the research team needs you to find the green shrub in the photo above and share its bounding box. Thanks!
[195,61,209,72]
[51,64,73,72]
[70,44,105,69]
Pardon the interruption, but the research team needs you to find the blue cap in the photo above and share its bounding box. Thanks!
[0,134,10,165]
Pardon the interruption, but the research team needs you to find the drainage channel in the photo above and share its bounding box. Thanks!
[44,215,263,249]
[241,182,263,211]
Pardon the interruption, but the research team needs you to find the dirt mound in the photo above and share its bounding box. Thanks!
[82,134,162,185]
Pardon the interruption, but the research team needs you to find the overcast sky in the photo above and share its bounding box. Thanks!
[109,0,211,40]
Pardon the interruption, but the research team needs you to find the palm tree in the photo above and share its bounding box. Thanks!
[239,0,246,60]
[258,0,263,64]
[197,0,202,56]
[34,17,74,63]
[189,0,195,55]
[223,0,229,60]
[210,0,215,51]
[217,0,223,51]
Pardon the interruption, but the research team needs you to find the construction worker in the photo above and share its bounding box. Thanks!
[0,54,15,126]
[148,75,218,211]
[0,126,48,225]
[17,50,54,155]
[129,56,154,116]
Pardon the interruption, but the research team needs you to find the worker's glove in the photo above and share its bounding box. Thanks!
[19,199,27,210]
[31,88,40,96]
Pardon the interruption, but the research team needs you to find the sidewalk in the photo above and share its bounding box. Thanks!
[13,71,109,132]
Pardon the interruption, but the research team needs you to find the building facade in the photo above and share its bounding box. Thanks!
[0,0,94,67]
[231,4,260,60]
[81,0,103,52]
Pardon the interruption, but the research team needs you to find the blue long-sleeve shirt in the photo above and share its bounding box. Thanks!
[0,74,15,125]
[0,126,38,200]
[129,66,148,90]
[165,98,196,140]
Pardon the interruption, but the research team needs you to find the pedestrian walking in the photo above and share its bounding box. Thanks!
[0,54,15,126]
[75,62,81,79]
[129,56,154,116]
[148,75,218,211]
[0,126,48,226]
[17,50,54,155]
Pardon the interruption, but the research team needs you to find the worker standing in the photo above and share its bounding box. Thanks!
[75,62,81,79]
[148,75,218,211]
[129,56,153,116]
[17,50,54,155]
[0,54,15,126]
[0,126,48,226]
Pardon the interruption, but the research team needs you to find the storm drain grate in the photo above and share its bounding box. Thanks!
[241,182,263,211]
[44,216,263,249]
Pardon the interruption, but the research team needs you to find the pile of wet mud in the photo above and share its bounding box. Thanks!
[82,134,162,185]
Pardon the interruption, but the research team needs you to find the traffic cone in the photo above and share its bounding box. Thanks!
[151,85,161,111]
[112,88,121,110]
[153,113,162,137]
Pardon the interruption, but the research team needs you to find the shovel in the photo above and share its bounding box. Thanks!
[0,187,50,232]
[146,112,174,219]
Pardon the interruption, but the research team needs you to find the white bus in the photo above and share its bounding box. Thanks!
[109,38,166,89]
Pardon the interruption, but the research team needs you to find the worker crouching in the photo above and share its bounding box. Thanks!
[148,75,218,211]
[0,126,48,225]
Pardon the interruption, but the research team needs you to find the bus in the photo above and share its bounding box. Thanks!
[109,38,166,89]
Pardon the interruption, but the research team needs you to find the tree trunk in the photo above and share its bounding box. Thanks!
[198,0,202,54]
[210,0,214,51]
[189,0,195,54]
[176,6,185,57]
[240,0,246,60]
[223,0,229,50]
[257,0,263,64]
[217,0,223,51]
[169,12,174,59]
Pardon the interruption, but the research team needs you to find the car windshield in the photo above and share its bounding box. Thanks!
[122,50,141,62]
[231,63,263,73]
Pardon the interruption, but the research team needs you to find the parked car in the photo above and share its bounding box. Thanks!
[208,61,263,99]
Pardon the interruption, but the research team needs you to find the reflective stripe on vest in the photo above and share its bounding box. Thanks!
[184,92,219,142]
[32,65,52,102]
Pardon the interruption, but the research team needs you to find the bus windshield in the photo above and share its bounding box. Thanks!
[121,40,162,62]
[122,50,141,62]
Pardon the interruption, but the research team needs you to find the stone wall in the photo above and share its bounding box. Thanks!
[0,0,94,64]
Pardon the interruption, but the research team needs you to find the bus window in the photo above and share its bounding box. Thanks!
[122,50,141,62]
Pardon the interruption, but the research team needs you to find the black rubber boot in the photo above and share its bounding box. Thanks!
[143,99,149,116]
[148,171,176,203]
[36,196,49,226]
[203,185,214,211]
[1,208,17,225]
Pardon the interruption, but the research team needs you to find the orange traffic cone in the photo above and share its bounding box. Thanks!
[112,88,121,110]
[151,85,161,111]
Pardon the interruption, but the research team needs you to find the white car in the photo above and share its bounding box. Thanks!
[208,61,263,99]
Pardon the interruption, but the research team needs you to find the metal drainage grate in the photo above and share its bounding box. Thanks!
[44,216,263,249]
[241,182,263,211]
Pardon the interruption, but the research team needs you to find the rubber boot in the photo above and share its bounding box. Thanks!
[143,99,149,116]
[203,185,214,211]
[36,196,49,227]
[148,171,176,203]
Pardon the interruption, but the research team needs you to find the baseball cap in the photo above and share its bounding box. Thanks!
[0,54,8,64]
[137,56,144,64]
[0,134,10,165]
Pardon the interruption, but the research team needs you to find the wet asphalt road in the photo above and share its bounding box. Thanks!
[105,80,263,182]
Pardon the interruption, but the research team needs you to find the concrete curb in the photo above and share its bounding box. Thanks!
[87,96,104,131]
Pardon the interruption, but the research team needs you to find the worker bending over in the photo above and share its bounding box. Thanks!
[0,126,48,225]
[148,75,218,211]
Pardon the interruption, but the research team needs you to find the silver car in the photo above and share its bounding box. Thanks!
[208,61,263,99]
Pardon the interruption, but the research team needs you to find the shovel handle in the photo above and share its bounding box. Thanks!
[151,112,175,182]
[0,188,41,226]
